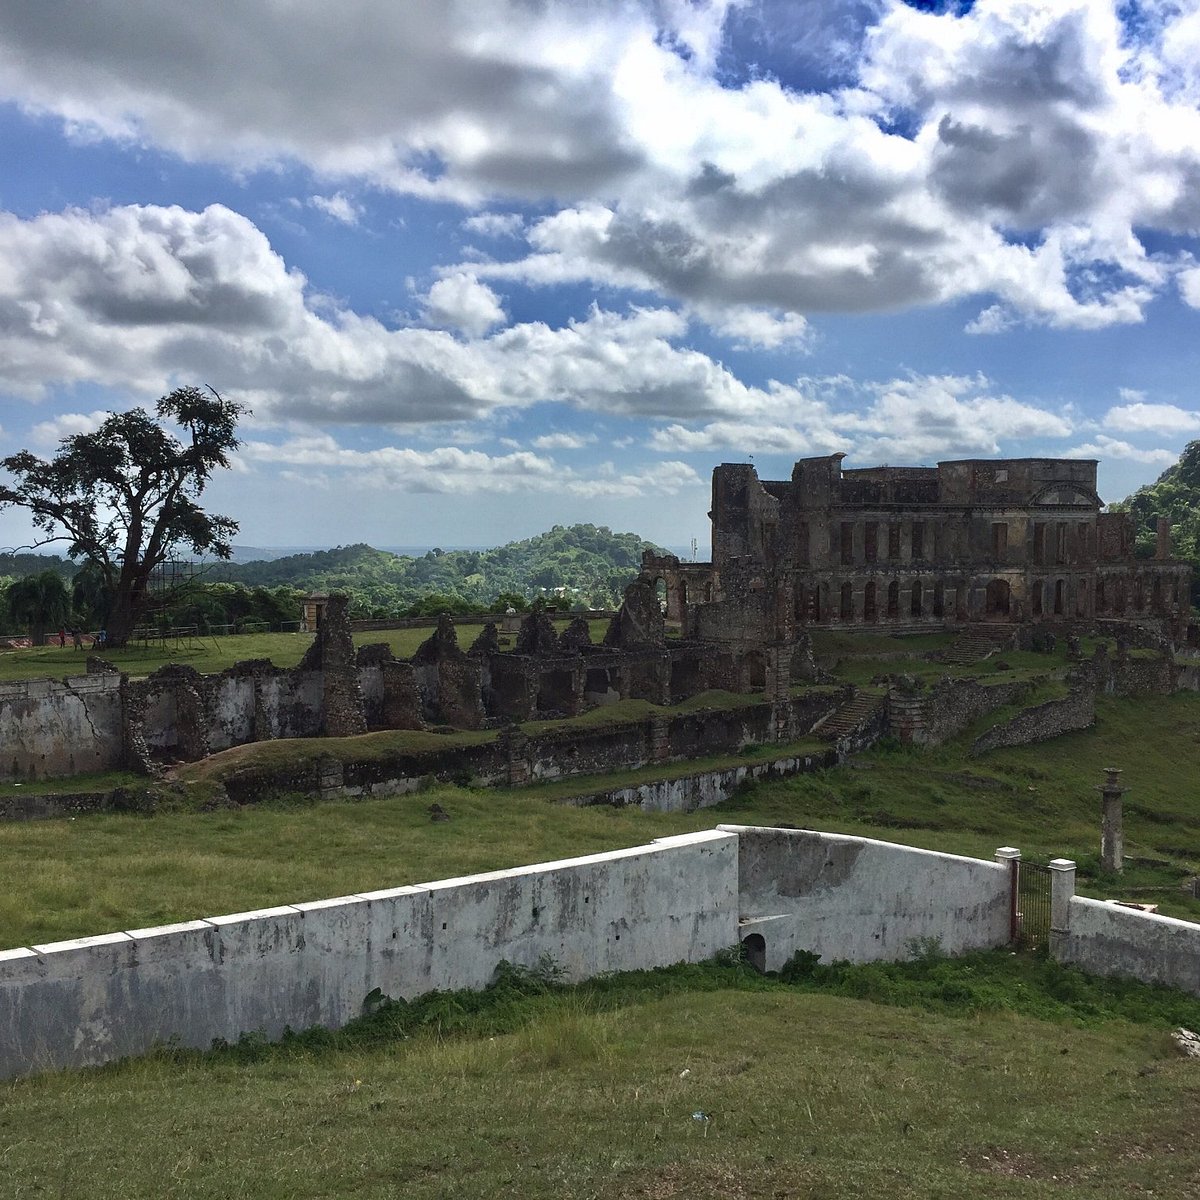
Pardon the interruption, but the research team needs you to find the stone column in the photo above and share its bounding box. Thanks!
[1098,767,1125,874]
[1048,858,1076,961]
[649,714,670,762]
[500,726,531,787]
[1156,518,1172,560]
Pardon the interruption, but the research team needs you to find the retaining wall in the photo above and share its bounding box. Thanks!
[970,686,1095,754]
[721,824,1011,972]
[561,749,835,814]
[0,830,737,1080]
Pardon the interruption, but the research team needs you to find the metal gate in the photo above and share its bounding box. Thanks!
[1011,859,1052,949]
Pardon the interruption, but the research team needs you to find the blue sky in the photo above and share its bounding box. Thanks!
[1,0,1199,553]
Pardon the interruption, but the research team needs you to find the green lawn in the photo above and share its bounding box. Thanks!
[3,692,1199,950]
[0,618,613,682]
[3,955,1200,1199]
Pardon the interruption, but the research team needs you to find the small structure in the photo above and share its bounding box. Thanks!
[1098,767,1126,874]
[301,593,330,634]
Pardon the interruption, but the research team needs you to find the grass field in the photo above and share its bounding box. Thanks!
[0,619,612,682]
[3,692,1198,950]
[4,953,1200,1199]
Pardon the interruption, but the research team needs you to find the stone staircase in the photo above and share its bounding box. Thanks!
[942,627,1010,665]
[815,690,885,742]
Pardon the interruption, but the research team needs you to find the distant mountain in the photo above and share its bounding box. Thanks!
[205,524,665,611]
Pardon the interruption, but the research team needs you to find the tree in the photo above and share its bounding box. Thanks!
[6,570,71,646]
[0,386,246,646]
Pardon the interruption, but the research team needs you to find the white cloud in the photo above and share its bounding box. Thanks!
[1067,434,1177,465]
[1178,262,1200,308]
[2,2,1199,328]
[241,434,700,497]
[689,303,810,350]
[462,212,524,239]
[1104,401,1200,434]
[531,432,594,450]
[308,193,362,225]
[28,410,111,446]
[421,272,507,336]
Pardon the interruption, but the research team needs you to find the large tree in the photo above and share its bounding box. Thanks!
[0,386,246,646]
[5,570,71,646]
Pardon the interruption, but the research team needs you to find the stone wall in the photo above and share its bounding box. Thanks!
[889,677,1032,747]
[970,685,1095,755]
[0,830,738,1079]
[0,675,124,780]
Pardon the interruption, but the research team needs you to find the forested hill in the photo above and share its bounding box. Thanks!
[1116,440,1200,604]
[205,524,663,612]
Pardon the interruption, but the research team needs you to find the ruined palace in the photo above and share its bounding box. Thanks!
[649,453,1189,639]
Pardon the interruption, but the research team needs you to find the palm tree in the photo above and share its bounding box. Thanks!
[6,570,72,646]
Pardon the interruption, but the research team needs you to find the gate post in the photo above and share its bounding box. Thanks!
[1048,858,1076,961]
[995,847,1022,944]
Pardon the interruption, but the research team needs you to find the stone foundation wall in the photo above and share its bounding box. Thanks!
[970,686,1095,755]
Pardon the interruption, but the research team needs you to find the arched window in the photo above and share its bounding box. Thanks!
[840,581,853,621]
[910,580,923,618]
[887,580,900,619]
[864,581,878,622]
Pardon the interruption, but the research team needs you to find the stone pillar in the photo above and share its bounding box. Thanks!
[995,847,1021,944]
[771,700,794,743]
[649,714,670,762]
[1156,518,1171,560]
[1098,767,1126,874]
[888,691,925,745]
[500,726,531,787]
[1048,858,1076,961]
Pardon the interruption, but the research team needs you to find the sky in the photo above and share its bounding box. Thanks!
[1,0,1200,554]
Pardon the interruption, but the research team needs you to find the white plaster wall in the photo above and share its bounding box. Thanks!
[720,824,1010,971]
[0,676,123,780]
[0,830,736,1079]
[1057,897,1200,997]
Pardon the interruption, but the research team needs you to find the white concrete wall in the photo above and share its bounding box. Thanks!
[1056,897,1200,997]
[0,830,737,1080]
[720,824,1011,971]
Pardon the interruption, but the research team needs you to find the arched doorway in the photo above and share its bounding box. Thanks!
[910,580,923,618]
[741,933,766,974]
[840,581,853,621]
[986,579,1011,616]
[887,581,900,619]
[864,581,878,622]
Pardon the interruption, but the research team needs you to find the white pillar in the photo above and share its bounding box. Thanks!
[1048,858,1076,961]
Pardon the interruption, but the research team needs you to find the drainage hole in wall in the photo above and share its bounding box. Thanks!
[441,922,447,931]
[531,905,540,922]
[584,896,590,904]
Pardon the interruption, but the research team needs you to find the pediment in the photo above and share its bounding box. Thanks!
[1030,482,1100,508]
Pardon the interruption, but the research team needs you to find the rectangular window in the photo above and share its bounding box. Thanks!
[992,522,1008,558]
[888,523,901,559]
[1056,524,1067,563]
[840,522,854,566]
[864,522,878,563]
[1033,522,1046,562]
[911,521,925,560]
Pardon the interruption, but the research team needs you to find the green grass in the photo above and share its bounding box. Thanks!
[4,953,1200,1199]
[0,618,612,682]
[3,692,1198,949]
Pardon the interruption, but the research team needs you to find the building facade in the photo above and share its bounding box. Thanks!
[650,454,1189,636]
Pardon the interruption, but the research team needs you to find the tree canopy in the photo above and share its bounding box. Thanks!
[0,386,246,645]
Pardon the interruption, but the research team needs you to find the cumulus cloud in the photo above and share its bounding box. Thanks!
[648,370,1076,462]
[1066,434,1177,466]
[462,212,524,239]
[1104,401,1200,435]
[531,432,594,450]
[308,193,362,225]
[2,2,1199,328]
[241,434,700,497]
[420,272,507,337]
[28,410,111,446]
